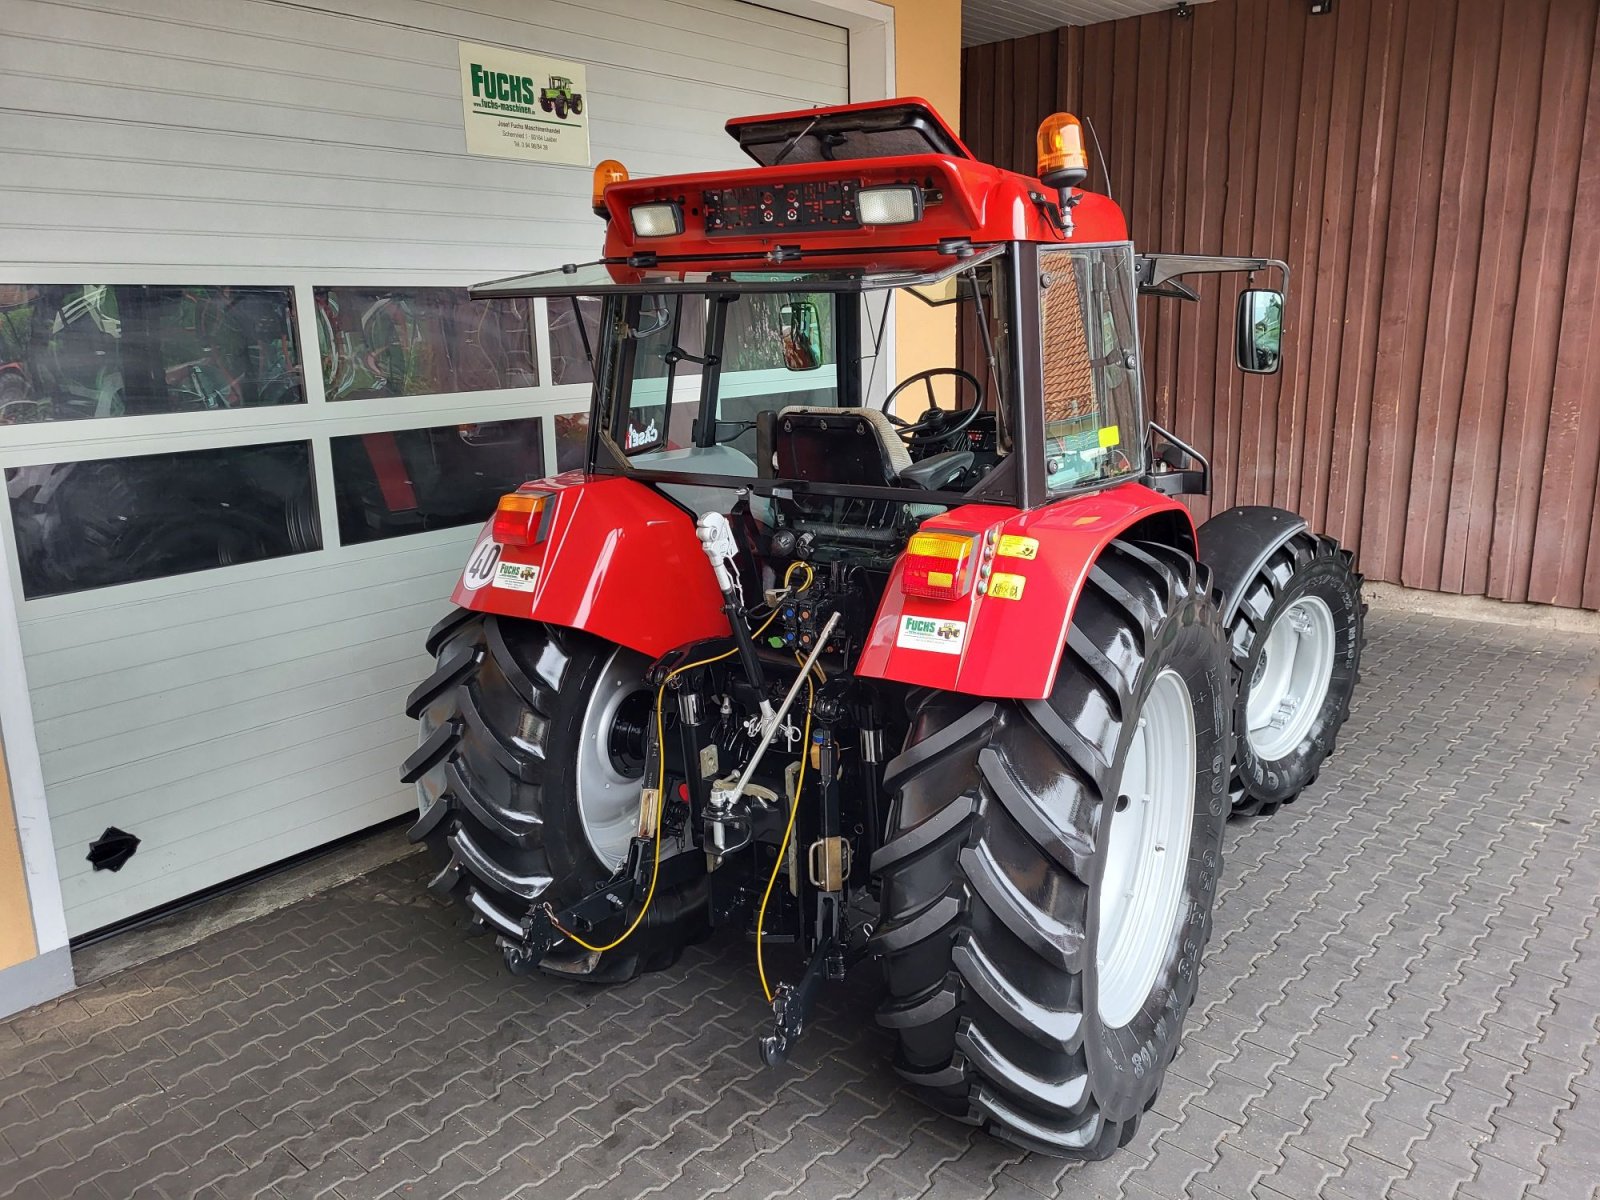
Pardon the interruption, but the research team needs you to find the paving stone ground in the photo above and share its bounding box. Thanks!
[2,610,1598,1200]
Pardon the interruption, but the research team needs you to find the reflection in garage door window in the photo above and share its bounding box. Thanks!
[6,442,321,599]
[0,284,304,424]
[330,417,545,545]
[548,296,709,388]
[315,287,538,400]
[554,411,589,471]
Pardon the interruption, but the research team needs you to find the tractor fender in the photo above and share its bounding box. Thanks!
[854,481,1195,701]
[1194,505,1309,625]
[448,474,730,657]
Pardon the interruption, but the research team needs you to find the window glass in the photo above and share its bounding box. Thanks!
[548,297,602,386]
[714,293,839,456]
[1039,247,1143,493]
[951,256,1015,453]
[331,417,544,545]
[615,295,704,455]
[314,287,536,400]
[0,284,303,424]
[554,412,589,472]
[6,442,320,598]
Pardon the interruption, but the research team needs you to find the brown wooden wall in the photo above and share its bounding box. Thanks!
[962,0,1600,610]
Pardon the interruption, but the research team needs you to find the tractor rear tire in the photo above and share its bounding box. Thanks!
[1228,532,1364,818]
[871,541,1230,1158]
[404,609,704,983]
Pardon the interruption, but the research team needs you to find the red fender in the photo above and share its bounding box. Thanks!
[854,482,1196,700]
[450,474,730,656]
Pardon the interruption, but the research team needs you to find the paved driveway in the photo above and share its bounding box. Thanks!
[1,610,1597,1199]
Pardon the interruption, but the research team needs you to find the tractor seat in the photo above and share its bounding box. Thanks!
[773,406,912,486]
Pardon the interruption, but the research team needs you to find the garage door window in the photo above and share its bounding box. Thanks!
[330,417,545,545]
[0,284,304,424]
[315,287,537,400]
[6,441,320,599]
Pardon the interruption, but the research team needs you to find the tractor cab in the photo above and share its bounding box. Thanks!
[476,99,1277,537]
[483,244,1142,518]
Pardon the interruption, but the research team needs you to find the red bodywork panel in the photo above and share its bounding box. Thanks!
[596,99,1128,272]
[450,475,730,657]
[854,483,1195,700]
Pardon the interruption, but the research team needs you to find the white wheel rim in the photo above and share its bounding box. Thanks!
[1096,667,1197,1029]
[576,649,653,870]
[1245,595,1336,761]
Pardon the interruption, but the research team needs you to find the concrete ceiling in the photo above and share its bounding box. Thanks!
[962,0,1213,46]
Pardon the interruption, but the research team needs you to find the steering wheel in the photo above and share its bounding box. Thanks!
[880,368,985,447]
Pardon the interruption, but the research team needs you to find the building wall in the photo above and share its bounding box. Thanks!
[0,739,36,971]
[885,0,964,393]
[0,506,73,1018]
[963,0,1600,611]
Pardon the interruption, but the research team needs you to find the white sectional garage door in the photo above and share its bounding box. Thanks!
[0,0,849,935]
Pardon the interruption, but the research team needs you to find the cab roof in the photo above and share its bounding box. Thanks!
[470,99,1130,300]
[725,97,974,166]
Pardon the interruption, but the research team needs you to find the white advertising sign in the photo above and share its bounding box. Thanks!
[458,42,590,166]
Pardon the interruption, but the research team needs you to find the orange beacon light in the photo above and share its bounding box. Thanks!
[592,159,629,216]
[1036,113,1089,190]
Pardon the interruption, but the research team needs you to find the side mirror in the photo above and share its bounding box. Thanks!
[781,299,823,371]
[1235,289,1283,375]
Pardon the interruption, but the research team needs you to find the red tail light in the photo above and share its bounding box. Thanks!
[901,532,978,600]
[491,490,551,547]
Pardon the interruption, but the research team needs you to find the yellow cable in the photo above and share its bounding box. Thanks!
[756,672,814,1003]
[783,560,815,594]
[549,609,777,955]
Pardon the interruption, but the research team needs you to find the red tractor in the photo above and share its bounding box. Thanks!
[405,99,1363,1158]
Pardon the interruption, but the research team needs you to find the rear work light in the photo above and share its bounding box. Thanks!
[491,490,551,548]
[857,184,923,226]
[901,531,977,600]
[630,202,684,238]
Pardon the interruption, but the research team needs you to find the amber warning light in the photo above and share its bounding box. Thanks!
[592,159,629,215]
[1036,112,1089,191]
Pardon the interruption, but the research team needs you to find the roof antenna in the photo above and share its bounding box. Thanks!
[1084,117,1114,205]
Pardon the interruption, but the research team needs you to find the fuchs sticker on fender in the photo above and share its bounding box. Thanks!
[493,561,541,592]
[462,537,502,590]
[896,614,967,655]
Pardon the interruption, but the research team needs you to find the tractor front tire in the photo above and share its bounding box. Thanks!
[404,609,704,982]
[1228,532,1364,818]
[872,541,1230,1157]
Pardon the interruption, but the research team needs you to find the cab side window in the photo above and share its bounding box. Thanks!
[1039,247,1143,493]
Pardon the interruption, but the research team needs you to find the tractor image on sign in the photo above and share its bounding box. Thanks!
[404,99,1364,1158]
[538,75,583,119]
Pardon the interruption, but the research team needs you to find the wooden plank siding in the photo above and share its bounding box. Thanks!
[962,0,1600,610]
